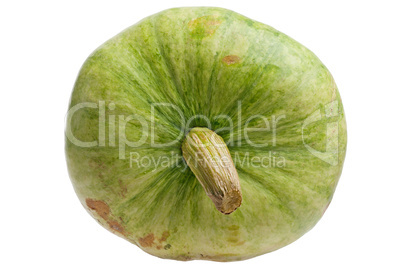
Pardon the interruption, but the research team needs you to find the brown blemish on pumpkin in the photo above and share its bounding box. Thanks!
[188,15,222,38]
[222,55,241,65]
[158,231,170,243]
[86,198,110,220]
[138,231,170,249]
[108,220,126,235]
[119,180,127,197]
[164,244,171,250]
[139,233,155,247]
[86,198,128,237]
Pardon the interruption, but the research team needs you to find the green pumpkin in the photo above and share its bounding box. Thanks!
[65,7,347,261]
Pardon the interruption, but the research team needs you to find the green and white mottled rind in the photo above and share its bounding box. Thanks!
[65,7,347,261]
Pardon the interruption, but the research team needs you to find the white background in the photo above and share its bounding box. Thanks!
[1,0,401,266]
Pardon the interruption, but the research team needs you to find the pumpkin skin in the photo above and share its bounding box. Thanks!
[65,7,347,262]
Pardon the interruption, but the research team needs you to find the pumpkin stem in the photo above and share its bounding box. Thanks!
[181,127,242,214]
